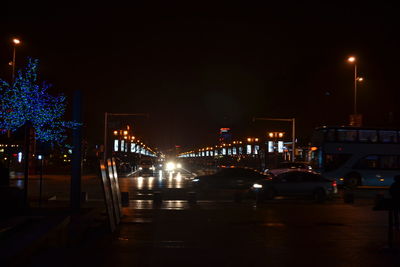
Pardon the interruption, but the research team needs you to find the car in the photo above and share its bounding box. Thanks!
[165,161,183,172]
[138,159,155,175]
[253,170,337,202]
[264,161,313,176]
[190,167,269,199]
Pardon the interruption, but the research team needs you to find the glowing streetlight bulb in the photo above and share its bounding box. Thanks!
[357,77,364,82]
[348,56,356,63]
[13,38,21,45]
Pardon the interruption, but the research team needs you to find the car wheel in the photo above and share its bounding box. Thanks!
[264,187,275,200]
[344,173,361,189]
[314,188,326,203]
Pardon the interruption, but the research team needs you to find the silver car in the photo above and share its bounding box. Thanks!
[253,170,338,202]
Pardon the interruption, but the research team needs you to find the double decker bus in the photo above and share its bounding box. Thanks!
[310,126,400,187]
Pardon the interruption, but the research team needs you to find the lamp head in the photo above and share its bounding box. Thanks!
[12,38,21,45]
[347,56,356,63]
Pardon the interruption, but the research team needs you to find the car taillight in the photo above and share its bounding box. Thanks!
[332,181,337,187]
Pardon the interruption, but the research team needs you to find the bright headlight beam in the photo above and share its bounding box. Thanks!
[166,162,175,171]
[253,183,263,189]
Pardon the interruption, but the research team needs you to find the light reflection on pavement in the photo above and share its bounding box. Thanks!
[119,170,191,193]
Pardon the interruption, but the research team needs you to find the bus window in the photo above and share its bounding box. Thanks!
[354,155,379,169]
[337,129,357,142]
[379,130,398,143]
[380,155,400,169]
[324,153,352,171]
[358,130,378,143]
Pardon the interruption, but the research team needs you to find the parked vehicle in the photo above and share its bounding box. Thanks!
[253,170,337,202]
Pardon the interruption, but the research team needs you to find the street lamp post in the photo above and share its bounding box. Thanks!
[103,113,149,161]
[252,117,296,162]
[5,38,21,183]
[347,56,364,115]
[11,38,21,83]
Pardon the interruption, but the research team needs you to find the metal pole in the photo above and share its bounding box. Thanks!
[104,112,108,162]
[39,157,43,207]
[103,113,148,162]
[23,122,31,208]
[12,45,16,83]
[292,118,295,162]
[354,64,357,115]
[71,91,82,212]
[388,209,394,248]
[253,117,296,162]
[7,46,17,171]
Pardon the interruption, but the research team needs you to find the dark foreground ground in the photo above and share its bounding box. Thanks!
[26,199,400,267]
[5,172,400,266]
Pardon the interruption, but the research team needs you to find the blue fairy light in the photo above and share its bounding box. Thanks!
[0,58,80,144]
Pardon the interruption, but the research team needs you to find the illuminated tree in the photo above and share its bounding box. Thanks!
[0,58,79,144]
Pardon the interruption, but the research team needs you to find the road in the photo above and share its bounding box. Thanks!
[19,169,400,266]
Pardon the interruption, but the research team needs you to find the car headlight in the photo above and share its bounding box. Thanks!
[139,167,143,170]
[177,163,182,169]
[252,183,263,189]
[166,162,175,171]
[192,178,199,182]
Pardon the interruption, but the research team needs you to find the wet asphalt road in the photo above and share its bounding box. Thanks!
[15,170,400,266]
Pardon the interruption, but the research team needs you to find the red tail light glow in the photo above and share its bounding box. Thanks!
[332,181,337,187]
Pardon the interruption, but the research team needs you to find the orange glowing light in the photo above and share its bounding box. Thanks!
[348,56,356,63]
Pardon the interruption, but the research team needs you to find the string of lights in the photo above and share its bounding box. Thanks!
[0,58,79,144]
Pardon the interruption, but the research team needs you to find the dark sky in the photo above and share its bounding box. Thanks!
[2,3,400,150]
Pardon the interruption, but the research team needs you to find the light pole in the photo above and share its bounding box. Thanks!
[11,38,21,83]
[5,38,21,179]
[104,113,149,161]
[253,117,296,162]
[347,56,364,115]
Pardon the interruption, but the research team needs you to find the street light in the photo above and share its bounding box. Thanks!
[11,38,21,83]
[253,117,296,162]
[103,112,149,161]
[347,56,364,115]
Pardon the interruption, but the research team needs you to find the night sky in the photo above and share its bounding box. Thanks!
[2,3,400,150]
